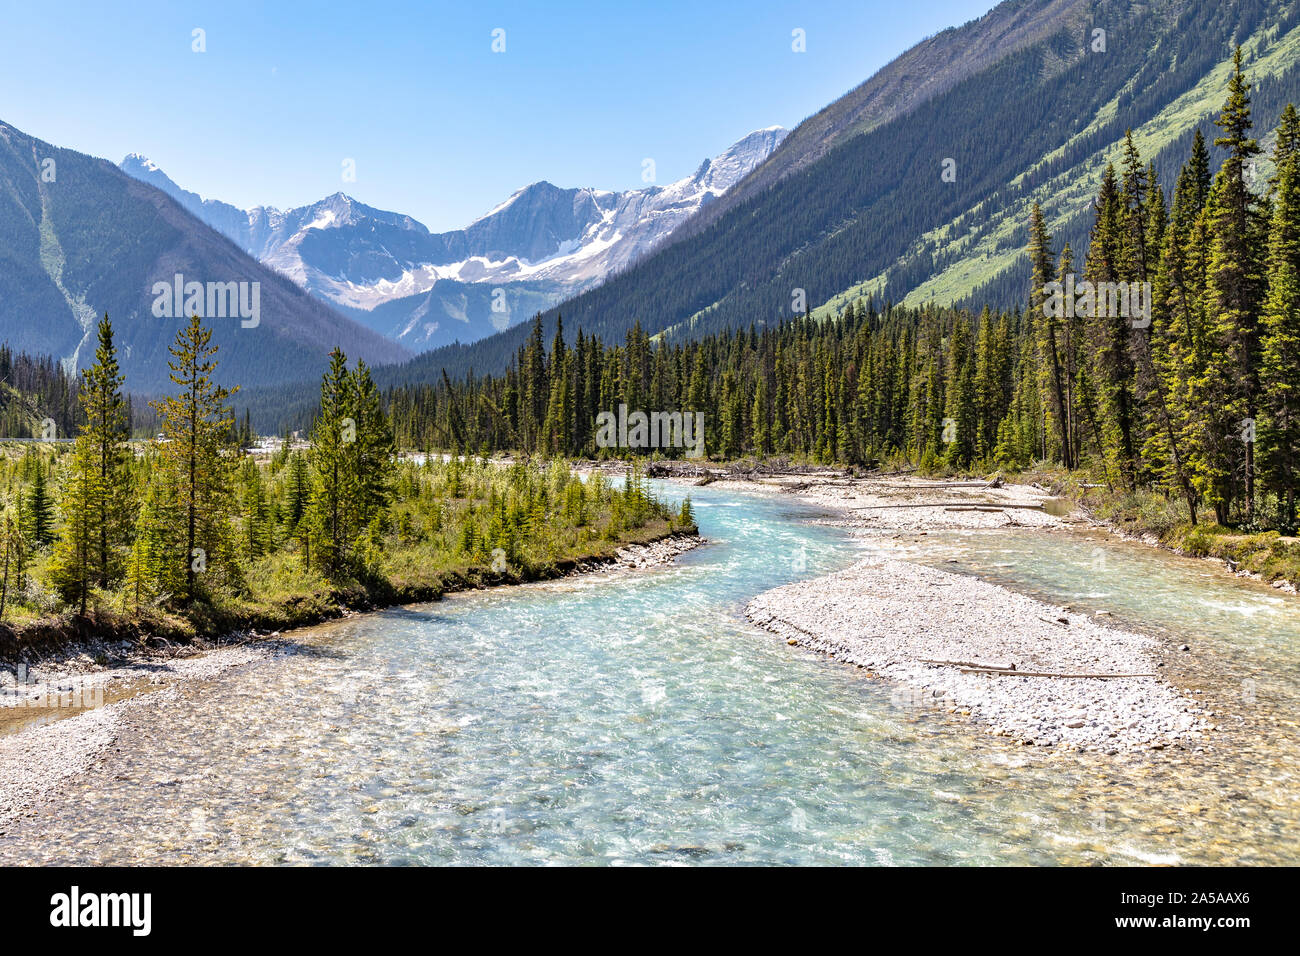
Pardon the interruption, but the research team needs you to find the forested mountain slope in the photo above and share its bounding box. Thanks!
[0,121,408,394]
[674,0,1093,242]
[380,0,1300,387]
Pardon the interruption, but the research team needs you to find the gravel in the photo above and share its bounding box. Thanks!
[746,557,1209,752]
[0,536,706,827]
[786,476,1069,532]
[612,534,705,569]
[0,643,276,832]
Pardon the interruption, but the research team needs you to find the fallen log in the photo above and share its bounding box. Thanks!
[959,666,1157,678]
[856,501,1046,511]
[919,657,1015,670]
[875,481,995,489]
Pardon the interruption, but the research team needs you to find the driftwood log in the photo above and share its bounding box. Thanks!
[960,666,1157,679]
[919,658,1155,679]
[856,501,1046,511]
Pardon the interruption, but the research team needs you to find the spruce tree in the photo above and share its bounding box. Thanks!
[51,316,131,608]
[1205,46,1266,517]
[1029,202,1072,467]
[310,348,354,573]
[151,315,240,603]
[49,437,98,614]
[1260,115,1300,528]
[23,453,55,548]
[1087,163,1137,488]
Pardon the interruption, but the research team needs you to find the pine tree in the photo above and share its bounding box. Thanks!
[1141,164,1198,521]
[1029,202,1072,467]
[22,453,55,548]
[124,462,182,614]
[283,451,310,535]
[1260,113,1300,528]
[150,315,240,603]
[49,437,98,614]
[310,348,354,573]
[50,316,131,611]
[309,351,395,573]
[343,359,395,545]
[1205,46,1266,517]
[241,458,271,559]
[1087,163,1138,488]
[0,509,22,621]
[944,320,977,466]
[750,374,769,457]
[678,495,695,527]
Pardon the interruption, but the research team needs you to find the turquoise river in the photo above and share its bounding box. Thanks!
[0,481,1296,865]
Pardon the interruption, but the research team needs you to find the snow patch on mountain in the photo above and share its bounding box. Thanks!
[120,126,786,347]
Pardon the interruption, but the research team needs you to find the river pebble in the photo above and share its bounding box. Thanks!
[745,557,1209,752]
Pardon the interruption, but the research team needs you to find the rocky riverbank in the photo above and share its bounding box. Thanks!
[0,642,277,832]
[663,471,1072,532]
[746,557,1211,752]
[654,469,1215,753]
[0,532,705,833]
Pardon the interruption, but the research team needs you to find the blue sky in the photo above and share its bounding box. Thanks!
[1,0,996,231]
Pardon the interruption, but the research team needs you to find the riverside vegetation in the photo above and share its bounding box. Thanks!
[0,314,693,653]
[379,57,1299,585]
[2,59,1295,629]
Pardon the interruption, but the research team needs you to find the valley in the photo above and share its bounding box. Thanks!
[0,0,1296,883]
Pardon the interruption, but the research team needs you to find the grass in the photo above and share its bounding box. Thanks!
[1013,463,1300,589]
[0,454,697,661]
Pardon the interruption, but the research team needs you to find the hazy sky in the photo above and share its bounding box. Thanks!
[1,0,996,231]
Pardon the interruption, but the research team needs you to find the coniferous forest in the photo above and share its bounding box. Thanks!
[0,56,1296,636]
[0,313,686,634]
[385,55,1299,536]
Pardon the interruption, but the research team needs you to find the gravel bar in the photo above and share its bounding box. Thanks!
[746,557,1211,753]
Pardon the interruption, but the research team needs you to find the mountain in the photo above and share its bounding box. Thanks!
[380,0,1300,387]
[120,127,786,351]
[117,153,254,246]
[674,0,1092,243]
[0,121,409,395]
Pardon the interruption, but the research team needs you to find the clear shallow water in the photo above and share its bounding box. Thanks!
[2,484,1296,865]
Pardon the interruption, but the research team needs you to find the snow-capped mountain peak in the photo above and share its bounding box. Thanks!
[122,152,163,174]
[119,125,787,351]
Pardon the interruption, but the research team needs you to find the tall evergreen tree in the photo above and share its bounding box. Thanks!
[1261,111,1300,528]
[1029,202,1072,467]
[1204,46,1266,517]
[151,315,240,603]
[310,347,354,572]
